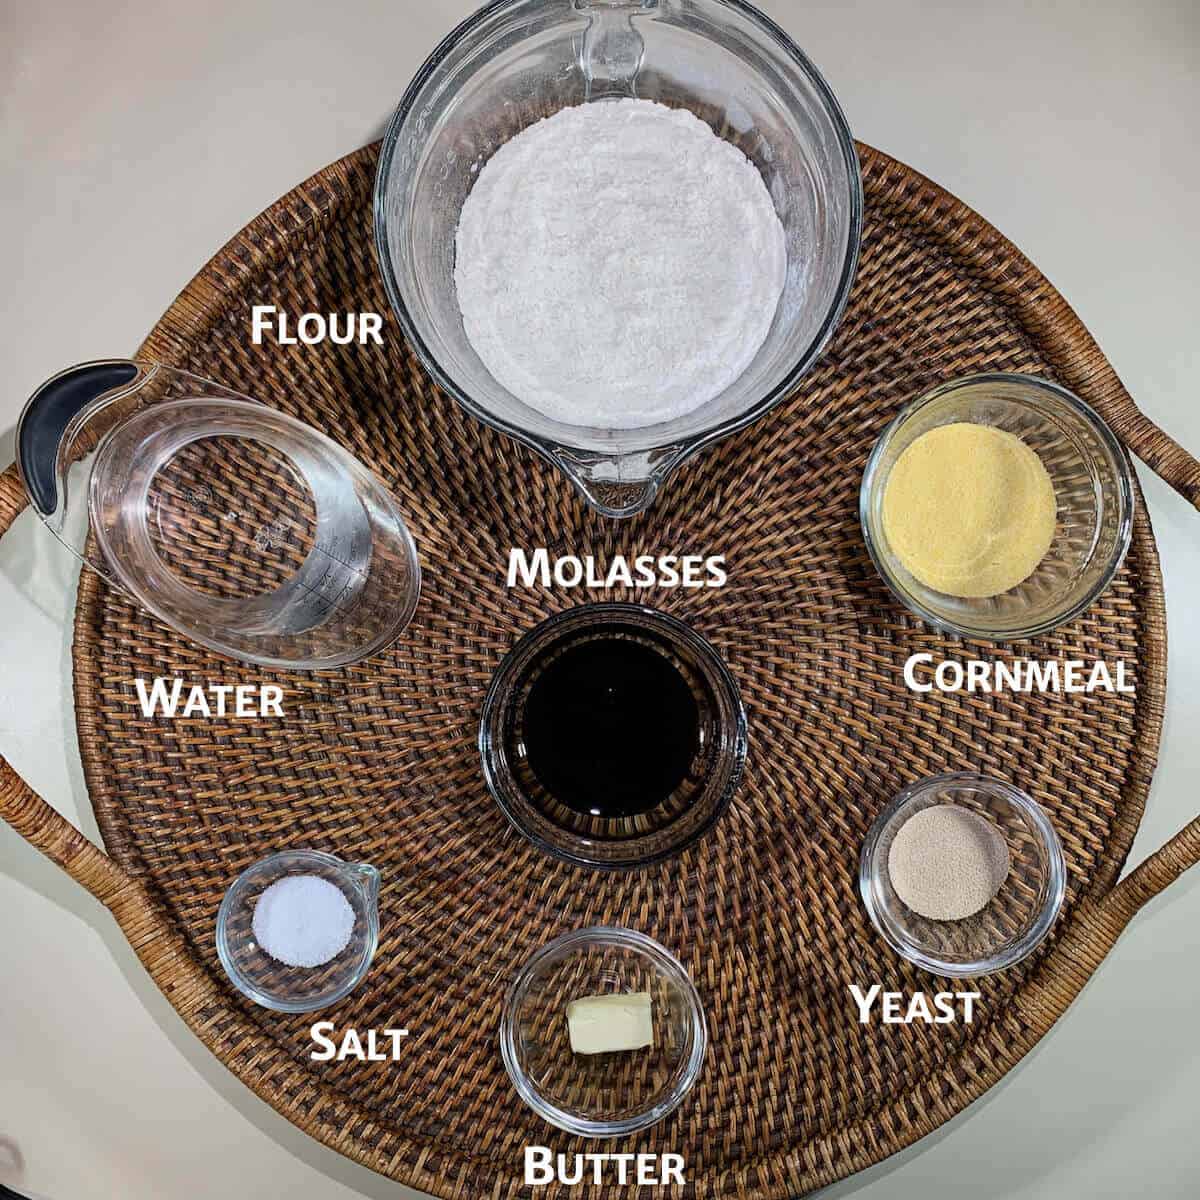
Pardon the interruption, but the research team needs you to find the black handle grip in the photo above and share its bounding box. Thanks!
[17,359,139,515]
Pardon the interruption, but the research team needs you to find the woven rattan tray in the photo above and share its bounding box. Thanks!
[3,141,1200,1198]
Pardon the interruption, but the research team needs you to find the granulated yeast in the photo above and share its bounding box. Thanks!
[888,805,1010,921]
[454,98,787,429]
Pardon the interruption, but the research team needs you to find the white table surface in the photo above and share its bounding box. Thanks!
[2,2,1198,1197]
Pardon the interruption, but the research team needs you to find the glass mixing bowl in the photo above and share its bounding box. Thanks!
[500,926,706,1136]
[859,773,1066,977]
[375,0,862,517]
[860,373,1135,640]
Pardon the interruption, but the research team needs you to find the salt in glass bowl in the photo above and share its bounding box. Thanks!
[500,926,707,1136]
[216,849,380,1013]
[860,373,1134,640]
[859,773,1066,977]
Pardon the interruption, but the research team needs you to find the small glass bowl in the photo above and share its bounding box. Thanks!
[216,849,380,1012]
[860,373,1134,640]
[860,773,1066,977]
[479,603,747,870]
[500,927,706,1137]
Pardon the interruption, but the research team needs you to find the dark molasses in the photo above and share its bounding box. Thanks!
[522,636,700,819]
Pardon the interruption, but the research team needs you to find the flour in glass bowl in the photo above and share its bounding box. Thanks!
[453,99,787,430]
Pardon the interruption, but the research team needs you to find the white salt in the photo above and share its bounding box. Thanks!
[252,874,356,968]
[454,99,787,429]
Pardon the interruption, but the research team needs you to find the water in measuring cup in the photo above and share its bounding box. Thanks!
[143,433,375,631]
[84,395,419,668]
[20,360,418,669]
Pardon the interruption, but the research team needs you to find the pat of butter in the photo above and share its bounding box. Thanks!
[566,992,654,1055]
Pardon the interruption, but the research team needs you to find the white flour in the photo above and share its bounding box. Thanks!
[454,99,787,429]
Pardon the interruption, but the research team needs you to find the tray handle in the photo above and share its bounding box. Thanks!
[1105,394,1200,511]
[1018,815,1200,1026]
[1100,396,1200,879]
[0,464,143,913]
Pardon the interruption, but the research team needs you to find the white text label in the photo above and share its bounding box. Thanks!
[850,984,980,1024]
[310,1022,409,1061]
[525,1147,685,1186]
[903,653,1134,694]
[134,678,284,718]
[251,305,383,346]
[507,548,726,590]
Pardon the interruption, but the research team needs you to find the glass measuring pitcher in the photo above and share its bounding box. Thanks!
[16,359,421,670]
[375,0,862,517]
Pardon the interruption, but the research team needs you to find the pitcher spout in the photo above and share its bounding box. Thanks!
[348,863,382,907]
[551,444,682,519]
[575,0,656,101]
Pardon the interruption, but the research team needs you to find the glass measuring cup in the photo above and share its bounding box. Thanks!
[375,0,862,517]
[16,359,420,669]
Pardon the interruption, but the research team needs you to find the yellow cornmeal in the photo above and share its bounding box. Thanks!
[882,422,1057,598]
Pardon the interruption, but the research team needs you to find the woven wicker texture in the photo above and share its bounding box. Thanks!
[17,140,1188,1196]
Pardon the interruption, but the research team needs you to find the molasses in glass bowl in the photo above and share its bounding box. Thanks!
[479,603,747,869]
